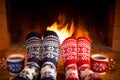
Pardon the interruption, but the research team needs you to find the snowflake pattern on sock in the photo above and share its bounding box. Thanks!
[40,62,57,80]
[13,32,42,80]
[65,64,79,80]
[41,31,60,80]
[77,37,91,74]
[61,37,79,80]
[25,32,42,66]
[80,68,102,80]
[14,62,40,80]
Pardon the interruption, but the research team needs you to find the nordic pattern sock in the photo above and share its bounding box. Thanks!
[25,31,42,66]
[61,37,79,80]
[40,30,60,80]
[77,37,91,77]
[80,68,102,80]
[14,32,42,80]
[13,62,40,80]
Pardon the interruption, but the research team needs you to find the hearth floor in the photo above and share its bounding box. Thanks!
[0,43,120,80]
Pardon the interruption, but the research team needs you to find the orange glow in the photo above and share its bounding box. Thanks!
[47,13,91,44]
[74,25,91,42]
[47,21,74,44]
[47,14,75,44]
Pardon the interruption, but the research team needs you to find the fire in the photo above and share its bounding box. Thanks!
[74,24,91,42]
[47,13,91,44]
[75,27,89,39]
[47,21,74,44]
[47,13,75,44]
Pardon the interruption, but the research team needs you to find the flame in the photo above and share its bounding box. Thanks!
[47,14,74,44]
[47,13,91,43]
[74,25,91,42]
[47,22,74,44]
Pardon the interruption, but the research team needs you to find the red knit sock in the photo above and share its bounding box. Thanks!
[77,37,91,74]
[80,68,102,80]
[61,37,79,80]
[77,37,102,80]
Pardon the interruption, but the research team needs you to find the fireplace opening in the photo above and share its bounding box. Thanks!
[6,0,116,46]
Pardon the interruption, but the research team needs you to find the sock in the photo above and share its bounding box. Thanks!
[40,30,60,80]
[77,37,91,74]
[14,31,42,80]
[61,37,79,80]
[77,37,101,80]
[25,31,42,66]
[80,68,102,80]
[14,62,40,80]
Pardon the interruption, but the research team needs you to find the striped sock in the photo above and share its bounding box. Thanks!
[40,30,60,80]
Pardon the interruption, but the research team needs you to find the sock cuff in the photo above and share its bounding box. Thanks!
[44,30,58,38]
[25,31,41,40]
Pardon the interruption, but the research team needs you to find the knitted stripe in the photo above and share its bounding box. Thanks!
[25,32,42,66]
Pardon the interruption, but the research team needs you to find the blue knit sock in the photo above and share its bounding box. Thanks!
[14,32,42,80]
[14,62,40,80]
[40,30,60,80]
[25,31,42,66]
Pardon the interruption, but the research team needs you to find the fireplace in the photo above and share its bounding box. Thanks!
[0,0,120,51]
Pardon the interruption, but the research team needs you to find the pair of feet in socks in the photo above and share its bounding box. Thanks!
[14,30,60,80]
[61,37,101,80]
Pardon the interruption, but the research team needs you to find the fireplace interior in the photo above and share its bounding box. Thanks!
[1,0,120,51]
[5,0,116,46]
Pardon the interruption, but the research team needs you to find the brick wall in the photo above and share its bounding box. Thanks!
[0,0,10,50]
[112,0,120,51]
